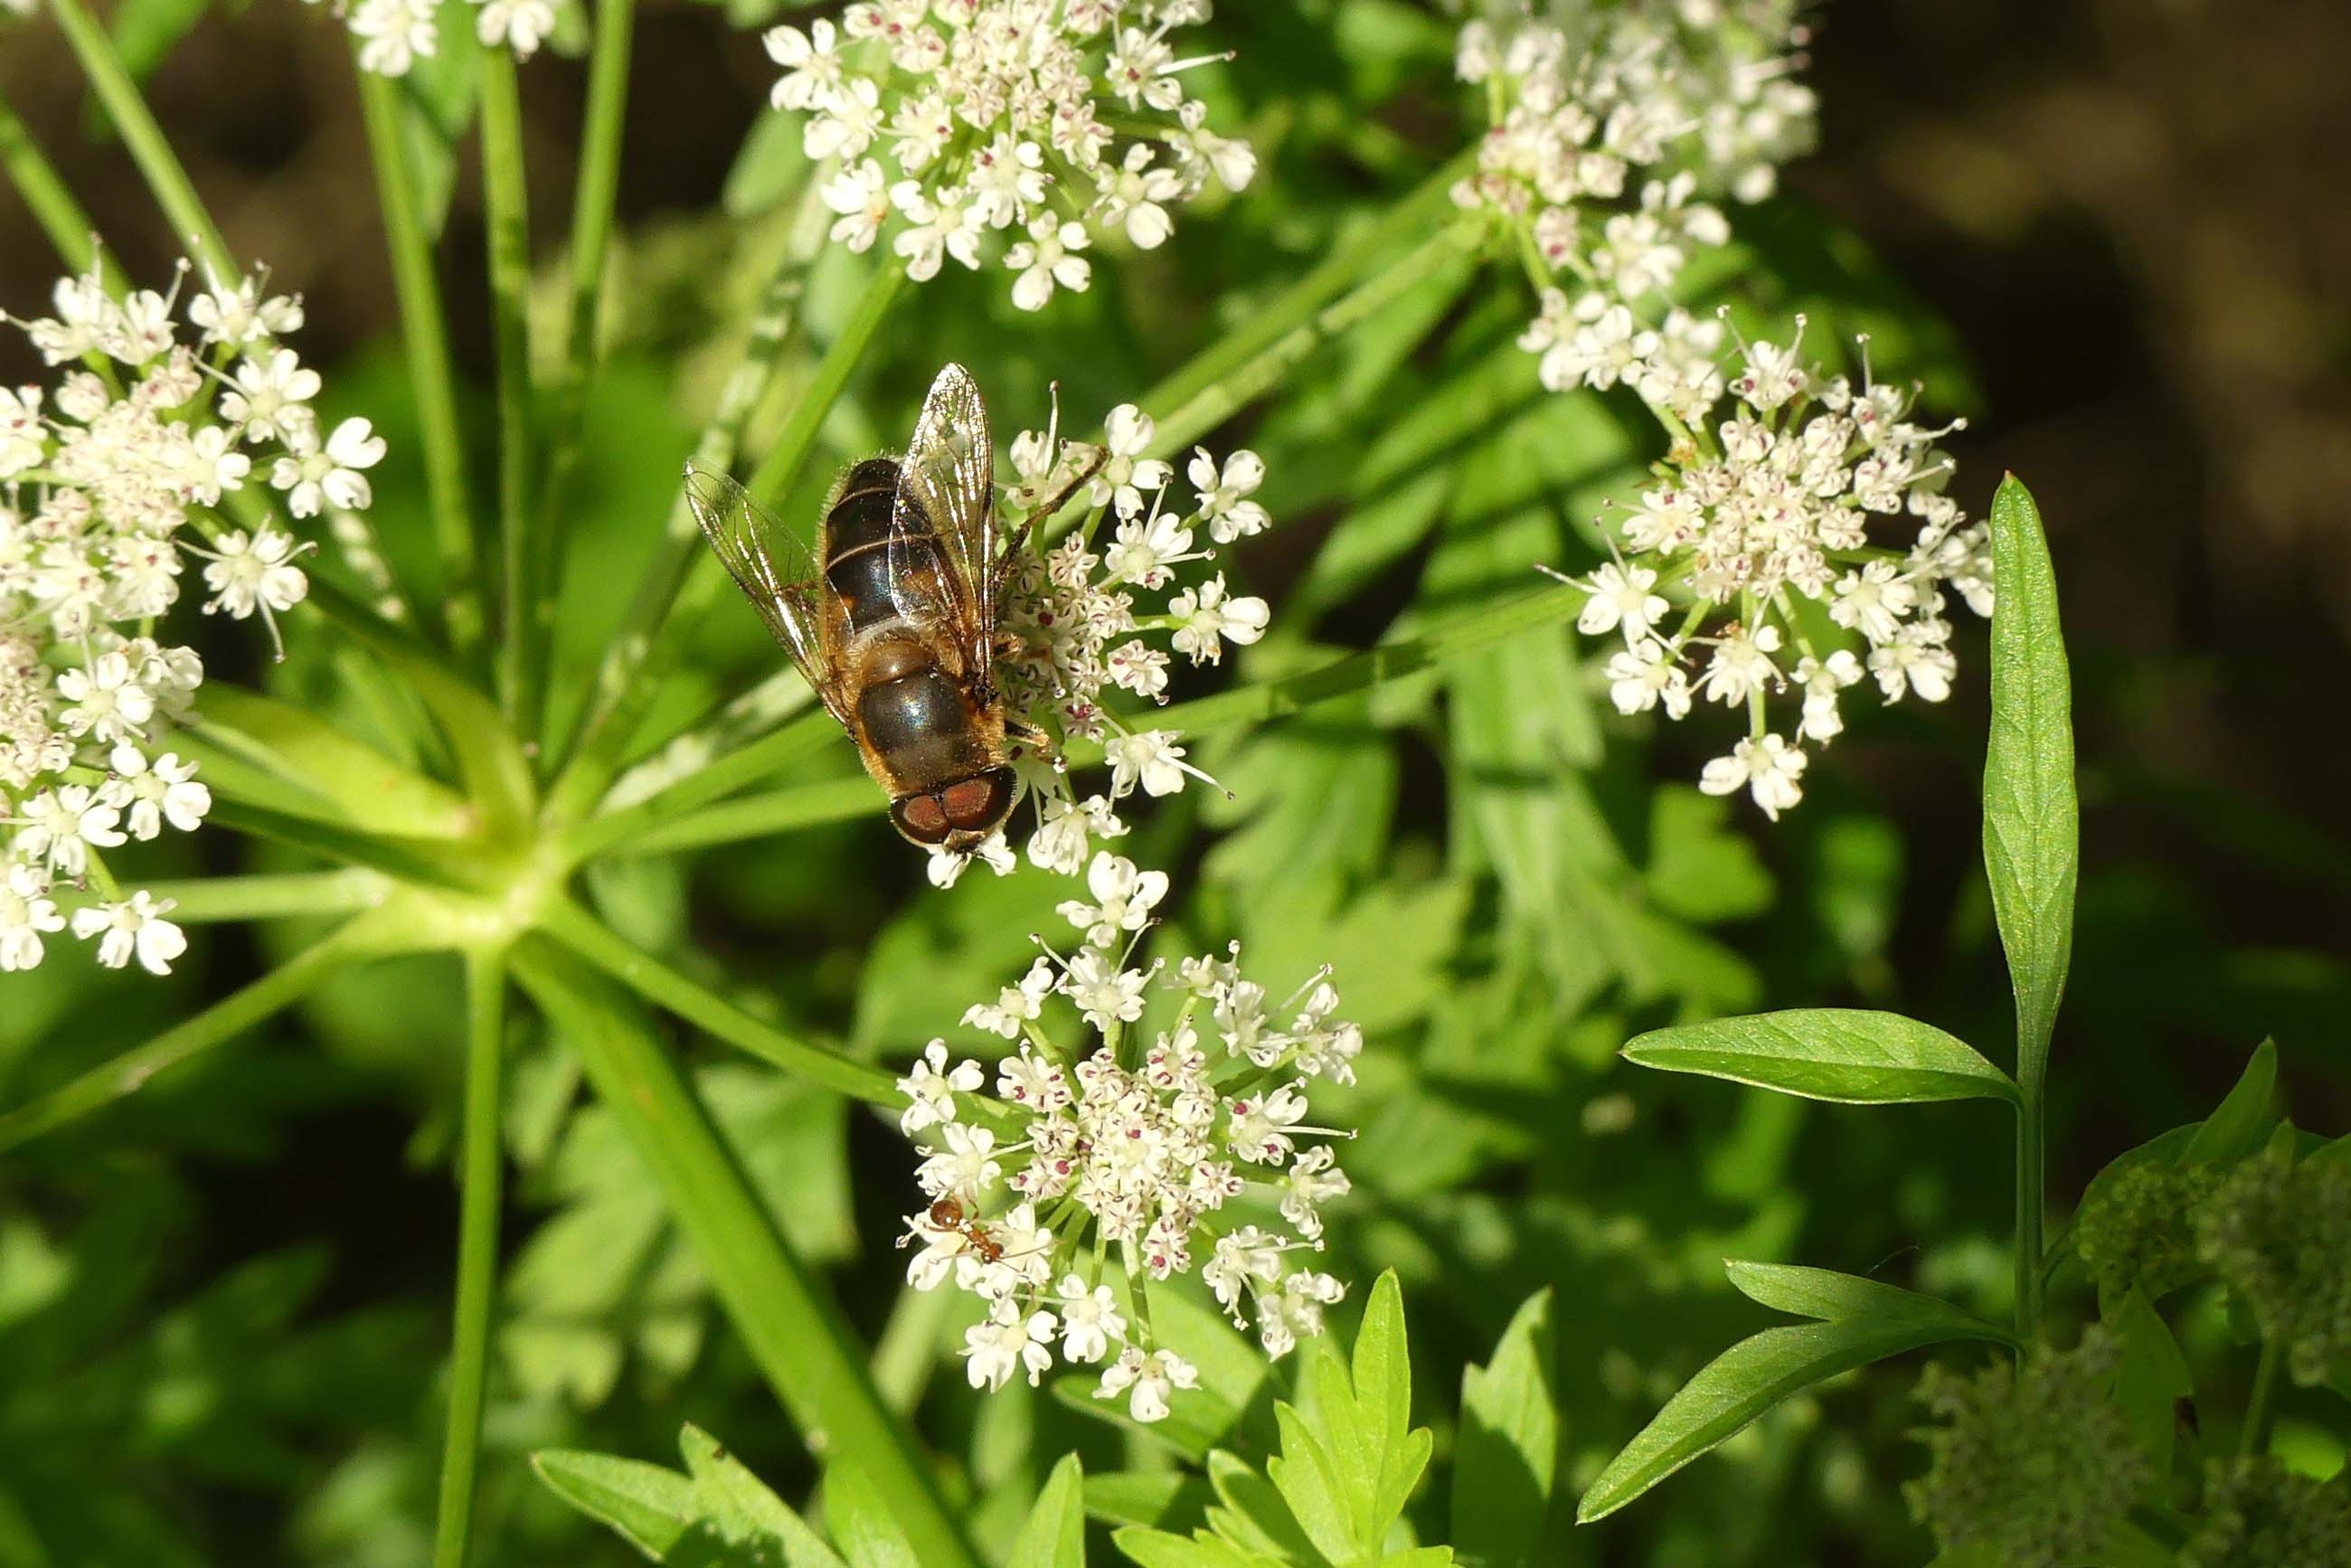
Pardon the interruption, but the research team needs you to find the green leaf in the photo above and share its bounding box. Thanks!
[1267,1403,1355,1565]
[1111,1527,1282,1568]
[395,20,483,240]
[1981,473,2079,1068]
[1352,1270,1414,1527]
[2107,1289,2192,1481]
[106,0,210,85]
[1576,1317,1997,1523]
[1086,1472,1211,1531]
[2180,1039,2279,1165]
[1452,1289,1558,1568]
[1007,1454,1085,1568]
[679,1426,847,1568]
[1203,1450,1322,1563]
[824,1463,921,1568]
[1723,1262,2018,1344]
[532,1449,696,1558]
[1623,1010,2020,1106]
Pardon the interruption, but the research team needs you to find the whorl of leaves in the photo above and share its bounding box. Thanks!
[1903,1329,2150,1568]
[2178,1459,2351,1568]
[2195,1154,2351,1387]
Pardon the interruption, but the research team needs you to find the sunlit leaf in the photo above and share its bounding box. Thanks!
[1624,1010,2019,1106]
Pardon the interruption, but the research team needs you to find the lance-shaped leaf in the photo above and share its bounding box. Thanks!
[1982,473,2078,1070]
[1623,1009,2019,1106]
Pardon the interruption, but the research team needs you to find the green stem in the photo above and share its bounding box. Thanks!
[477,52,540,732]
[205,799,499,894]
[0,90,123,286]
[594,776,871,858]
[1131,147,1474,450]
[2016,1063,2046,1346]
[2239,1338,2281,1458]
[45,0,233,277]
[355,67,483,657]
[509,940,978,1568]
[534,0,637,708]
[536,898,900,1105]
[433,949,508,1568]
[558,710,836,862]
[139,869,392,923]
[0,916,386,1153]
[543,263,907,827]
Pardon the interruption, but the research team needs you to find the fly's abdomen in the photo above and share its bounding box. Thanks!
[825,457,949,635]
[856,661,988,784]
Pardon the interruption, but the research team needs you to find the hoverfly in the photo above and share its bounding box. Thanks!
[685,364,1100,855]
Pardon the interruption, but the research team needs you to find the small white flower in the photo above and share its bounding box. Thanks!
[1062,949,1149,1031]
[764,17,844,111]
[1056,853,1169,949]
[1188,448,1269,543]
[1605,640,1694,719]
[963,1304,1057,1392]
[109,745,212,840]
[1094,1345,1198,1423]
[1005,215,1092,312]
[1699,734,1808,821]
[1697,625,1783,707]
[896,1040,983,1134]
[1092,404,1175,521]
[1573,562,1668,641]
[269,417,385,519]
[1167,575,1269,666]
[220,347,321,442]
[15,785,125,876]
[821,159,893,254]
[1054,1275,1127,1363]
[1104,730,1208,799]
[71,892,188,975]
[56,652,156,745]
[966,957,1058,1039]
[0,864,66,972]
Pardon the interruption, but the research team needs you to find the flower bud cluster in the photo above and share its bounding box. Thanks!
[766,1,1255,309]
[1557,321,1987,819]
[2195,1152,2351,1388]
[4,259,384,976]
[1904,1329,2150,1568]
[893,855,1355,1422]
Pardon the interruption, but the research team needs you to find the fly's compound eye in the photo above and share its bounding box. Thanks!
[939,767,1017,834]
[891,792,952,845]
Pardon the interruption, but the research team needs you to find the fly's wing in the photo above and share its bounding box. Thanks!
[889,363,998,676]
[682,463,853,729]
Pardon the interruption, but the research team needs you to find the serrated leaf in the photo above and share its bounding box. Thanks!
[2181,1039,2279,1165]
[1623,1010,2019,1106]
[1352,1270,1413,1535]
[823,1464,920,1568]
[532,1449,696,1558]
[1723,1262,2016,1342]
[1006,1454,1085,1568]
[1982,473,2078,1063]
[1452,1289,1557,1568]
[1576,1317,1999,1523]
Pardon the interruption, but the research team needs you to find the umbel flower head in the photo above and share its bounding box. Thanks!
[1552,318,1987,820]
[893,856,1356,1422]
[923,394,1270,888]
[1903,1329,2152,1568]
[1451,1,1816,398]
[2195,1149,2351,1388]
[2177,1458,2351,1568]
[766,1,1257,309]
[2,256,381,975]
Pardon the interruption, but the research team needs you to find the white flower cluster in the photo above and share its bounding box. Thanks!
[895,855,1355,1421]
[766,1,1256,309]
[1452,2,1817,409]
[1,259,378,975]
[926,397,1270,888]
[1561,320,1988,821]
[298,0,566,79]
